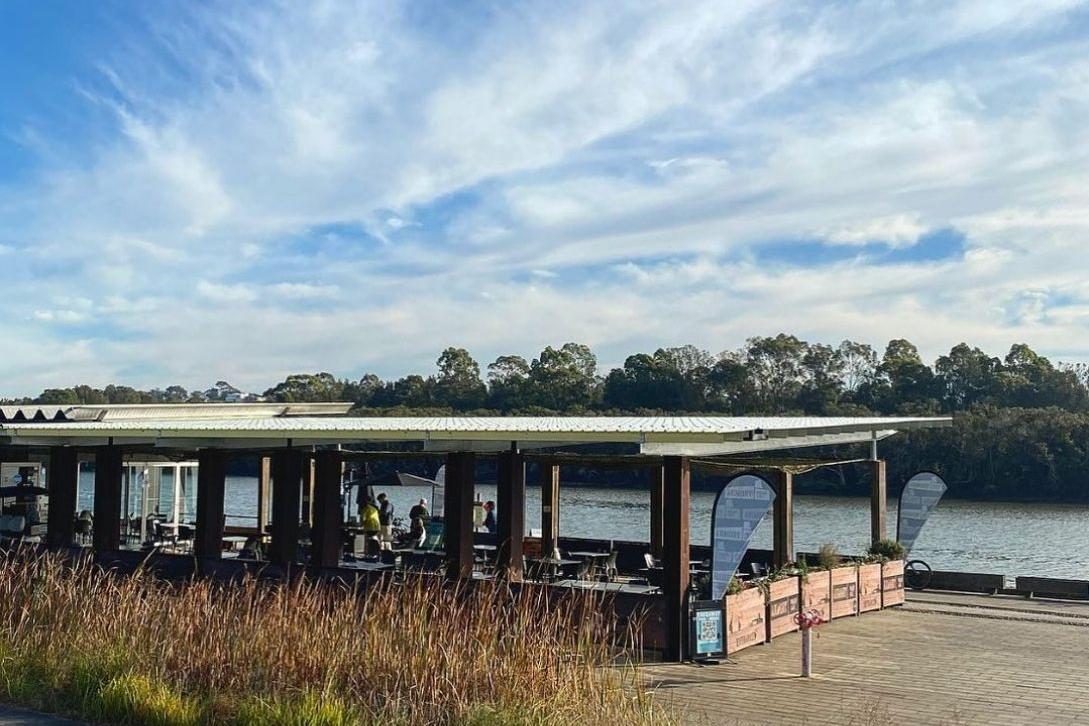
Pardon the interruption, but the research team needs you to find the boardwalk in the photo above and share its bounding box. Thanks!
[644,592,1089,725]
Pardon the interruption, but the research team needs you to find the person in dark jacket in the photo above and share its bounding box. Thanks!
[377,492,395,551]
[483,500,496,534]
[409,498,430,523]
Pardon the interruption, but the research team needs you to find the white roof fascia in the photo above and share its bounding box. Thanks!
[640,430,901,457]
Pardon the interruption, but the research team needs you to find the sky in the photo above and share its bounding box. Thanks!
[1,1,1088,396]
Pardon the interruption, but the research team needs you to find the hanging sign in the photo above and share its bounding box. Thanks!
[710,473,776,601]
[896,471,947,554]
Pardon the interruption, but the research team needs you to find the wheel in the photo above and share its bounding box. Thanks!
[905,559,932,590]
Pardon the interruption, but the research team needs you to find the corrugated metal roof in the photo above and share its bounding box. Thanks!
[0,414,951,455]
[0,402,352,422]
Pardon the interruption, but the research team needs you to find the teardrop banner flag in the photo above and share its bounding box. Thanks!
[896,471,947,555]
[710,473,776,601]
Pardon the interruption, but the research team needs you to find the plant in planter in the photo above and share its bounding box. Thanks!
[866,539,907,607]
[867,539,906,562]
[723,578,765,654]
[817,543,840,570]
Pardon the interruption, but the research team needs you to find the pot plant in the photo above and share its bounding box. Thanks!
[723,576,766,654]
[868,539,907,608]
[763,566,801,641]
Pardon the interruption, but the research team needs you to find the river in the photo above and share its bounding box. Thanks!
[75,474,1089,580]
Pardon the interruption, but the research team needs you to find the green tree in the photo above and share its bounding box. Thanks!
[935,343,1000,411]
[487,355,531,411]
[706,355,750,413]
[264,373,345,402]
[36,388,79,405]
[528,343,599,410]
[433,348,486,410]
[739,334,808,413]
[875,339,940,413]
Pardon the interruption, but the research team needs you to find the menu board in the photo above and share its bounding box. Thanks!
[691,602,724,657]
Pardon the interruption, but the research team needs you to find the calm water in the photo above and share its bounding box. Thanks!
[76,474,1089,579]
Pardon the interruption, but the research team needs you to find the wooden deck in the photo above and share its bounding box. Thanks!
[644,591,1089,725]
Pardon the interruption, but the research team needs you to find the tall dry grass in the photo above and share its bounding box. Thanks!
[0,550,668,725]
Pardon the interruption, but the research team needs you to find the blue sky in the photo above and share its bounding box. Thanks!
[1,1,1088,395]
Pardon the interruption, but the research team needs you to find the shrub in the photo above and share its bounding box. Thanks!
[867,539,906,562]
[817,543,840,570]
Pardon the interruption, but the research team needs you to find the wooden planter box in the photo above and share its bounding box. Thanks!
[858,563,882,612]
[724,586,766,654]
[765,576,800,641]
[800,570,831,622]
[830,564,859,619]
[882,560,905,607]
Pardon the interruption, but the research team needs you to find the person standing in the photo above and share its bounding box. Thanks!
[360,496,381,556]
[483,500,496,534]
[377,492,395,551]
[409,498,430,524]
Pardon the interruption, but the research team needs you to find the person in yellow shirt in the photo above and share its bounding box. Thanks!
[360,496,381,556]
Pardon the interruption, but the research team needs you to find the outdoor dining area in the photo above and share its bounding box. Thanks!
[0,404,950,661]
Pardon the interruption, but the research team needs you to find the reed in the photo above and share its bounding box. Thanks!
[0,551,668,725]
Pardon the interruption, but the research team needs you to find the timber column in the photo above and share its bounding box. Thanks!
[540,461,560,558]
[870,459,887,544]
[256,456,271,537]
[310,450,343,568]
[92,447,124,551]
[443,452,475,580]
[495,447,525,581]
[46,447,79,550]
[772,469,794,569]
[194,449,227,560]
[662,455,691,662]
[269,449,303,566]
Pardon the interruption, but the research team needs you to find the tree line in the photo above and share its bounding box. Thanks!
[7,335,1089,501]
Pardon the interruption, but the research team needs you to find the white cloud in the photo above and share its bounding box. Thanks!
[195,280,258,303]
[267,282,339,300]
[1,0,1088,395]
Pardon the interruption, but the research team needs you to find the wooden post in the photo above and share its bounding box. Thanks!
[46,447,79,550]
[649,465,665,558]
[443,452,475,580]
[662,455,690,662]
[541,461,560,558]
[257,456,271,534]
[194,449,227,560]
[772,469,794,569]
[302,456,316,525]
[496,448,525,581]
[92,447,123,551]
[269,450,303,566]
[310,450,343,568]
[870,459,887,545]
